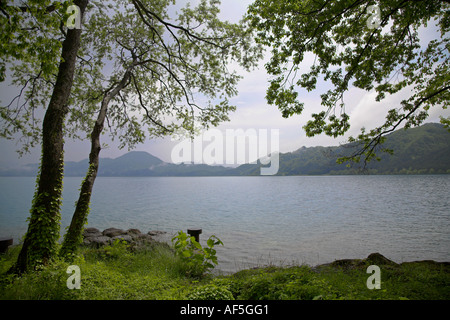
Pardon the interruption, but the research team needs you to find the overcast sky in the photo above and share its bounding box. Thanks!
[1,0,448,168]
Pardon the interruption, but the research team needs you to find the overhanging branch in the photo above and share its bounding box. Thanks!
[346,85,450,167]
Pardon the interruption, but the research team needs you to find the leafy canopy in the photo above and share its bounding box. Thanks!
[0,0,80,154]
[247,0,449,164]
[1,0,262,153]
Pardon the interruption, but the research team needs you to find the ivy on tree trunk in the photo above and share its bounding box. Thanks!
[11,0,89,274]
[60,69,132,258]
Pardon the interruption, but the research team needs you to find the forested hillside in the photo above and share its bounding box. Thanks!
[1,123,449,176]
[236,123,450,175]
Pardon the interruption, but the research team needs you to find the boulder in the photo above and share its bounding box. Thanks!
[80,227,164,248]
[103,228,127,237]
[312,253,450,274]
[319,258,365,271]
[84,227,100,233]
[127,228,142,236]
[88,236,112,247]
[126,229,143,240]
[313,253,399,272]
[83,227,102,238]
[111,234,133,243]
[366,252,398,266]
[134,233,154,242]
[148,230,167,236]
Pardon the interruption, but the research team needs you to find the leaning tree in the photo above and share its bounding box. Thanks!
[60,0,262,258]
[1,0,262,270]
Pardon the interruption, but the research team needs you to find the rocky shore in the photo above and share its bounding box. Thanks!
[82,227,167,248]
[81,228,450,274]
[312,252,450,272]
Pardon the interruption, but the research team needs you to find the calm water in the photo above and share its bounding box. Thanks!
[0,175,449,273]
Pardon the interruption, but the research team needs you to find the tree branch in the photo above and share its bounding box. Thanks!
[130,73,172,133]
[130,0,227,49]
[348,85,450,167]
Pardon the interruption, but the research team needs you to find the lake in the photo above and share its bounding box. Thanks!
[1,175,449,273]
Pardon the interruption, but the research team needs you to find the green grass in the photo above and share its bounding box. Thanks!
[0,242,194,300]
[1,242,449,300]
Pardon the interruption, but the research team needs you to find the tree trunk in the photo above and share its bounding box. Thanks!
[11,0,89,274]
[60,69,132,258]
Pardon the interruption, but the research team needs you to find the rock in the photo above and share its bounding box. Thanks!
[83,227,102,238]
[126,228,142,236]
[84,227,100,233]
[316,258,365,271]
[148,230,167,236]
[88,236,112,247]
[111,234,133,243]
[312,253,450,274]
[126,229,144,240]
[80,227,164,248]
[366,252,398,266]
[103,228,127,237]
[313,252,400,272]
[135,233,154,243]
[83,228,106,247]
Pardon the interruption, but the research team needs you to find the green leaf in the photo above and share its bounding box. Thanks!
[247,0,449,165]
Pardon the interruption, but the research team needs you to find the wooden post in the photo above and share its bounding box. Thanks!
[187,229,202,243]
[0,237,13,254]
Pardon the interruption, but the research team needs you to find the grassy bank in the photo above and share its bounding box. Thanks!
[1,241,449,300]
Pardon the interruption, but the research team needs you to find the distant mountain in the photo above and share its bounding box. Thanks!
[1,123,449,177]
[359,123,450,174]
[62,151,164,176]
[62,151,234,177]
[236,123,450,175]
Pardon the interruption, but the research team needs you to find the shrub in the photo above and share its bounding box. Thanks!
[171,231,223,278]
[93,239,131,260]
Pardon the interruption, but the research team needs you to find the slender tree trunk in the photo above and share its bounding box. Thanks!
[60,69,132,258]
[11,0,89,274]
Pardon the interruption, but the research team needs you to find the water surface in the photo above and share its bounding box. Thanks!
[1,175,449,273]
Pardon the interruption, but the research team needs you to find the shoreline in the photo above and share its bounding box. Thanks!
[79,227,450,273]
[3,227,449,273]
[2,228,449,300]
[3,227,449,277]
